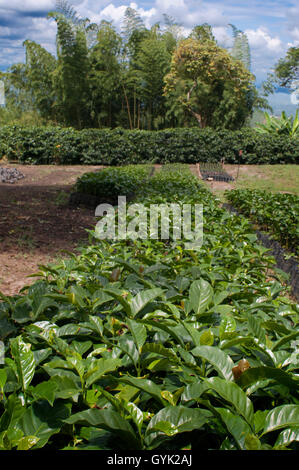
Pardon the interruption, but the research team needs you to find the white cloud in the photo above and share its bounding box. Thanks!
[0,0,54,12]
[245,27,283,54]
[212,26,232,48]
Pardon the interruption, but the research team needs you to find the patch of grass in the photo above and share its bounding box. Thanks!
[206,164,299,201]
[234,165,299,194]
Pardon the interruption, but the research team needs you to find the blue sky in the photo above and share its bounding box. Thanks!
[0,0,298,113]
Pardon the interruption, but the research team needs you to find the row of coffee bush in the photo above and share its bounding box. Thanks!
[0,125,298,165]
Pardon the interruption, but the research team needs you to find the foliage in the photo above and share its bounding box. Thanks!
[263,46,299,94]
[0,1,266,131]
[225,189,299,254]
[75,165,153,199]
[164,37,255,129]
[255,110,299,138]
[0,125,298,165]
[229,24,251,72]
[0,164,298,450]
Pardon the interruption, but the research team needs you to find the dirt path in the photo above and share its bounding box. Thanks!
[0,165,103,295]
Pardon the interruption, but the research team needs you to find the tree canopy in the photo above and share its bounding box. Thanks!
[164,36,255,129]
[0,1,267,130]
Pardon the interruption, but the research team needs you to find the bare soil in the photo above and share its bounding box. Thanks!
[0,165,103,295]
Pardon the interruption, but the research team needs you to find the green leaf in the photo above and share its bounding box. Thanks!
[219,315,236,340]
[272,331,299,351]
[145,406,212,448]
[142,343,179,363]
[206,377,254,428]
[103,288,131,315]
[17,436,40,450]
[244,433,261,450]
[0,395,25,433]
[10,336,36,393]
[189,279,213,315]
[117,376,167,406]
[237,366,299,392]
[65,408,141,449]
[125,402,144,434]
[130,288,164,317]
[117,336,139,367]
[140,319,185,348]
[247,315,266,345]
[51,375,81,402]
[31,380,58,406]
[0,369,7,390]
[262,405,299,435]
[254,410,269,434]
[180,321,202,346]
[85,358,121,388]
[274,426,299,448]
[191,345,234,381]
[127,319,147,352]
[16,401,71,449]
[181,382,210,403]
[200,329,214,346]
[216,407,252,450]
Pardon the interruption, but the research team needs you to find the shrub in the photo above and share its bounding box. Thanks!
[0,125,298,165]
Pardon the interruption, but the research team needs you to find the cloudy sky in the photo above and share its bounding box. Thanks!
[0,0,298,113]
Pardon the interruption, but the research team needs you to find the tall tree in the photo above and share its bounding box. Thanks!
[135,31,171,129]
[89,21,123,128]
[263,46,299,96]
[164,36,255,129]
[23,40,57,120]
[48,10,91,128]
[229,24,251,71]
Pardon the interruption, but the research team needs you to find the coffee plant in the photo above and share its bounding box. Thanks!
[0,165,298,451]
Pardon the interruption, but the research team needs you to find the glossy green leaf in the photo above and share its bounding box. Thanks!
[247,315,266,345]
[200,329,214,346]
[274,426,299,448]
[31,380,58,406]
[127,319,147,352]
[0,369,7,390]
[262,405,299,435]
[189,279,213,315]
[85,358,121,388]
[191,345,234,381]
[145,406,212,448]
[206,377,254,428]
[216,407,252,450]
[117,376,167,406]
[219,315,236,340]
[237,366,299,391]
[17,436,40,450]
[130,288,164,317]
[181,382,210,403]
[142,343,179,363]
[16,401,71,449]
[10,336,36,392]
[65,408,141,449]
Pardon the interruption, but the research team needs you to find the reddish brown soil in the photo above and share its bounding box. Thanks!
[0,165,103,295]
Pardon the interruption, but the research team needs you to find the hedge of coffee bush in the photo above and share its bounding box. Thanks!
[0,125,298,165]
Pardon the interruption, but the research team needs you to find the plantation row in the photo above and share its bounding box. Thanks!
[226,189,299,256]
[0,165,298,451]
[0,126,299,165]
